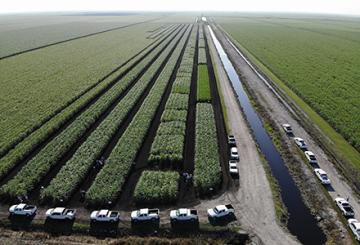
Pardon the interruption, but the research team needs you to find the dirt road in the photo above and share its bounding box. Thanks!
[205,27,299,245]
[211,24,354,243]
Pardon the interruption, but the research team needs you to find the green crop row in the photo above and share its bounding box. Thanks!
[198,38,206,48]
[161,110,188,123]
[39,28,186,204]
[0,27,184,200]
[148,25,197,168]
[198,47,207,64]
[194,103,222,195]
[165,94,189,111]
[197,64,211,102]
[133,171,179,204]
[0,29,178,181]
[148,135,185,167]
[172,77,191,94]
[84,25,191,207]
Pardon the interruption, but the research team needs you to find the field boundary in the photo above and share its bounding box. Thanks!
[215,23,360,192]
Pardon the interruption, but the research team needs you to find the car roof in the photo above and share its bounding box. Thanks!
[99,209,109,215]
[315,169,327,175]
[305,151,315,156]
[283,124,291,127]
[231,147,238,152]
[139,208,148,214]
[351,220,360,229]
[178,208,188,214]
[229,162,237,167]
[335,197,347,202]
[17,203,26,209]
[53,207,65,213]
[216,205,226,210]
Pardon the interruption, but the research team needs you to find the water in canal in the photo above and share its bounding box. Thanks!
[208,26,326,244]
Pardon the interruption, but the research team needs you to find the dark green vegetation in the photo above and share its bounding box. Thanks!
[134,171,179,204]
[216,16,360,170]
[194,103,222,195]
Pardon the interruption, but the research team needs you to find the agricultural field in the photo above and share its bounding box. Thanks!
[0,15,227,212]
[215,16,360,154]
[0,21,168,158]
[0,14,163,58]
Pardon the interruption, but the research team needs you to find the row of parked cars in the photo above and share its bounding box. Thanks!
[9,203,235,225]
[282,123,360,241]
[228,135,239,177]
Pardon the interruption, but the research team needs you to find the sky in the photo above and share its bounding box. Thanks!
[1,0,360,16]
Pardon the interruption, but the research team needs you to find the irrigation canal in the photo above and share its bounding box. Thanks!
[208,25,326,245]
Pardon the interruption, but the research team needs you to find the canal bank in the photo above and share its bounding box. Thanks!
[207,25,327,244]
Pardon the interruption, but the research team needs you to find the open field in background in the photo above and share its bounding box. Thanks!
[215,16,360,163]
[0,22,164,156]
[0,14,164,57]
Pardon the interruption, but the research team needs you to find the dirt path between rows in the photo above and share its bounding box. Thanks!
[212,24,354,243]
[204,26,299,245]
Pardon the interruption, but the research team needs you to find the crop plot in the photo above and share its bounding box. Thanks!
[0,19,228,210]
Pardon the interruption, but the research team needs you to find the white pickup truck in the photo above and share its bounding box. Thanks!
[90,209,120,222]
[9,203,37,217]
[170,208,198,222]
[131,208,160,223]
[46,207,76,220]
[207,204,235,219]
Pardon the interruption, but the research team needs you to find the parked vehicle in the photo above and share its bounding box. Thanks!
[348,219,360,241]
[304,151,318,164]
[46,207,76,220]
[282,124,293,134]
[90,209,120,222]
[229,160,239,176]
[228,135,236,146]
[9,203,37,217]
[314,168,331,185]
[207,204,235,219]
[170,208,198,222]
[230,147,239,160]
[294,137,307,149]
[131,208,159,223]
[335,197,355,218]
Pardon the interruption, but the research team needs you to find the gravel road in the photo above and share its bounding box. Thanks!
[211,24,355,243]
[205,26,299,245]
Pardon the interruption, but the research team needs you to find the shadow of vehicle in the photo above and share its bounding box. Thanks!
[325,185,335,192]
[9,214,35,230]
[89,220,119,237]
[131,220,160,234]
[208,213,237,226]
[170,219,199,232]
[44,218,75,235]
